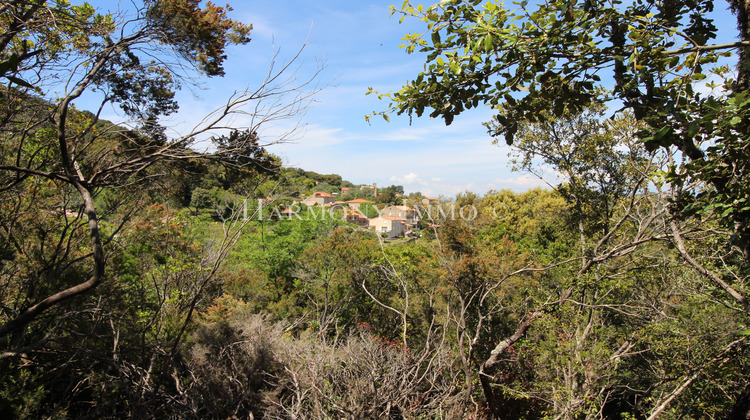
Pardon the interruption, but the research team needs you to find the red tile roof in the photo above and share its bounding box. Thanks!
[347,210,368,219]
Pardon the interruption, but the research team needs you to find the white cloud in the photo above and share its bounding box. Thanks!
[417,181,481,197]
[78,2,564,200]
[390,172,422,185]
[488,175,551,191]
[267,124,346,148]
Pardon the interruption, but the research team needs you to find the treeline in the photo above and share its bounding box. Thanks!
[3,180,746,417]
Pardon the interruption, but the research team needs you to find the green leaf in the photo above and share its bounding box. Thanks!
[685,122,700,137]
[6,76,33,88]
[0,61,12,75]
[653,125,671,141]
[0,54,21,76]
[484,35,493,51]
[450,61,461,74]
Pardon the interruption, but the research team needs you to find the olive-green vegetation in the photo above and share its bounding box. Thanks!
[372,0,750,416]
[1,0,749,419]
[374,0,750,265]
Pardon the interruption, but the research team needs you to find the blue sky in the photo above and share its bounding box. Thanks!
[223,1,521,197]
[86,1,740,198]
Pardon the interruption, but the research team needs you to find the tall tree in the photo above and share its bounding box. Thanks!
[375,0,750,261]
[377,0,750,405]
[0,0,319,338]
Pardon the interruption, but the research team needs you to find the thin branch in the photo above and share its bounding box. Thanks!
[665,41,750,55]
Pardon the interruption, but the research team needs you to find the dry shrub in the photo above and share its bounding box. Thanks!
[266,328,463,419]
[187,310,285,418]
[185,300,464,418]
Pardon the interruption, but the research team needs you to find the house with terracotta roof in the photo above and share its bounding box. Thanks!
[325,202,345,212]
[301,191,336,206]
[369,216,406,238]
[345,198,375,211]
[277,208,298,219]
[345,209,370,228]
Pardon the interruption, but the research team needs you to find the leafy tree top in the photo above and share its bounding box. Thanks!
[0,0,318,338]
[374,0,750,260]
[374,0,733,147]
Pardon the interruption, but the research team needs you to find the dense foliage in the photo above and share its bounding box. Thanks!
[374,0,750,263]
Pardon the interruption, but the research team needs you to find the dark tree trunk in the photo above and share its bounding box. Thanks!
[729,382,750,420]
[727,0,750,262]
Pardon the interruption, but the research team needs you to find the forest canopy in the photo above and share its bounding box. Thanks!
[375,0,750,263]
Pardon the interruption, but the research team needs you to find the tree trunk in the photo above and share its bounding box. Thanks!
[729,382,750,420]
[731,0,750,261]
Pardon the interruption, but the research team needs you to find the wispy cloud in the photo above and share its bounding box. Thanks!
[488,175,551,191]
[390,172,423,185]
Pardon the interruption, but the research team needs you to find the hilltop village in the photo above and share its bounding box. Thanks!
[187,166,443,238]
[284,189,439,238]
